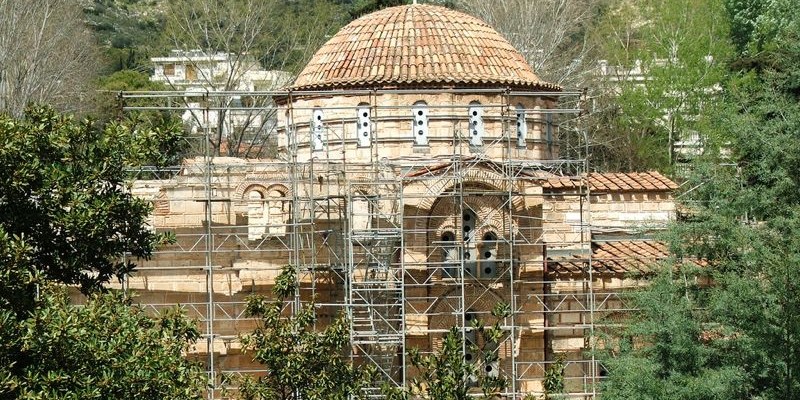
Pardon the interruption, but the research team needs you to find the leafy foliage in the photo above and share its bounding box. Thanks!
[233,266,371,400]
[0,106,181,305]
[601,7,800,400]
[83,0,169,73]
[543,354,566,397]
[600,267,749,399]
[383,303,510,399]
[586,0,732,173]
[0,105,203,398]
[0,289,205,399]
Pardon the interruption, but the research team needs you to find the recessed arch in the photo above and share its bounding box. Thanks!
[233,179,292,202]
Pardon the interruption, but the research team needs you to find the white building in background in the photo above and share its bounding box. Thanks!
[151,49,292,91]
[150,50,292,151]
[594,58,709,164]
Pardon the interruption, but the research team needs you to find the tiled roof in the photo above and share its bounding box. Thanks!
[291,4,558,91]
[547,241,704,275]
[542,171,678,192]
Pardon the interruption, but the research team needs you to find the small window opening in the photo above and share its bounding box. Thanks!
[312,108,325,151]
[356,103,371,147]
[468,101,484,146]
[412,101,429,146]
[516,104,527,148]
[442,230,458,278]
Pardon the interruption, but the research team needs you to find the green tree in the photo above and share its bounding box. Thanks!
[586,0,732,173]
[0,288,205,399]
[724,0,800,55]
[0,105,204,398]
[233,266,371,400]
[599,267,749,399]
[83,0,169,73]
[0,106,179,309]
[383,303,509,399]
[600,7,800,399]
[94,69,189,168]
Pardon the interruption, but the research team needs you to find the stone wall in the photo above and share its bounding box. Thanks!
[122,148,676,397]
[276,92,559,163]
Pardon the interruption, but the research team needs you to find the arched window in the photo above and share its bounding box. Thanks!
[247,190,266,240]
[480,231,498,278]
[412,101,429,146]
[356,103,371,147]
[439,210,503,279]
[516,103,527,148]
[468,101,484,146]
[266,189,287,236]
[441,231,458,278]
[311,107,325,151]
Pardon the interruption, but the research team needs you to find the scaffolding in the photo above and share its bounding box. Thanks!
[120,88,637,399]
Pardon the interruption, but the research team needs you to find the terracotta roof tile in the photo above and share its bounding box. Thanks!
[547,241,703,275]
[291,4,558,91]
[541,171,678,193]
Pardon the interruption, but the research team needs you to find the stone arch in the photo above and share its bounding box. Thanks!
[233,178,293,202]
[404,165,538,270]
[241,183,268,198]
[238,182,291,239]
[349,183,377,197]
[263,183,290,199]
[426,186,509,245]
[406,166,526,215]
[425,188,514,280]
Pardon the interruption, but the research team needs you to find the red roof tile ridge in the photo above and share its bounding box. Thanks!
[585,171,677,192]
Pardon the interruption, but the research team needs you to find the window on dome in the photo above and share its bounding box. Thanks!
[516,104,527,148]
[356,103,371,147]
[469,101,484,146]
[412,101,429,146]
[312,107,325,151]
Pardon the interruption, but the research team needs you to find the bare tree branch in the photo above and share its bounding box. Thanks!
[160,0,344,158]
[0,0,99,117]
[457,0,601,87]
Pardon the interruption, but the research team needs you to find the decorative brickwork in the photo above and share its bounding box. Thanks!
[153,188,170,215]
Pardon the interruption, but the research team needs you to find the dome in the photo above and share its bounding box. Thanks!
[291,4,558,91]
